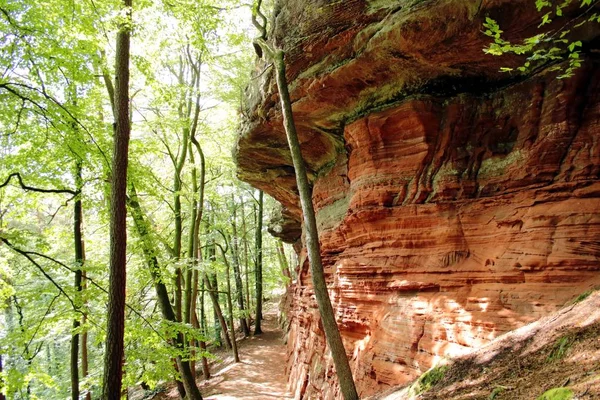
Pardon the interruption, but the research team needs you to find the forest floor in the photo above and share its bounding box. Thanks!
[142,301,293,400]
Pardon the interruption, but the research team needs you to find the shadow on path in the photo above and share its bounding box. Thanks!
[199,310,293,400]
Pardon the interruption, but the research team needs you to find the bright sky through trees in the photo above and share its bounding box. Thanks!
[0,0,293,398]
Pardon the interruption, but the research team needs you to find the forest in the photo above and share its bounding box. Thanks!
[2,0,600,399]
[0,0,295,398]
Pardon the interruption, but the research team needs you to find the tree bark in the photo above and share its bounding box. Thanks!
[102,0,131,397]
[231,195,250,337]
[254,190,264,335]
[71,161,84,400]
[271,48,359,400]
[81,270,91,400]
[240,197,252,330]
[218,245,240,362]
[203,269,232,349]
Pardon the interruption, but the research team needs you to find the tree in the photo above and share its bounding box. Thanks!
[251,2,359,399]
[127,185,204,400]
[102,0,132,397]
[231,194,250,337]
[71,160,85,400]
[254,190,264,335]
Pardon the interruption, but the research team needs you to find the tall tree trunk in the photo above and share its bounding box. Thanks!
[272,49,358,400]
[191,270,210,379]
[219,245,240,362]
[198,278,210,379]
[250,9,359,395]
[241,197,252,329]
[190,120,209,379]
[254,190,264,335]
[71,161,84,400]
[102,0,132,397]
[231,195,250,337]
[128,184,203,400]
[186,139,205,377]
[81,270,91,400]
[204,269,231,349]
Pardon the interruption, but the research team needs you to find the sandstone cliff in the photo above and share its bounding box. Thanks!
[235,0,600,398]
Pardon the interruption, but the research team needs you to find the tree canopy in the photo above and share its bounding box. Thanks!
[0,0,293,398]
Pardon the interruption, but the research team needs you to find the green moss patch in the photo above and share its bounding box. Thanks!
[414,365,449,394]
[536,387,573,400]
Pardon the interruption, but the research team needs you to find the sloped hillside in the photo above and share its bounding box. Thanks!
[372,290,600,400]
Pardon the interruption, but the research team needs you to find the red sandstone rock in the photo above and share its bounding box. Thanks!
[236,0,600,398]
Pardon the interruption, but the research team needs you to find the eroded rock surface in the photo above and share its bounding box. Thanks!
[235,0,600,398]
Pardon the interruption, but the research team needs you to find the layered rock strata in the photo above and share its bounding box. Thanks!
[236,0,600,398]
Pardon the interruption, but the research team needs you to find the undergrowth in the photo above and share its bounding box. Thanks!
[547,336,572,362]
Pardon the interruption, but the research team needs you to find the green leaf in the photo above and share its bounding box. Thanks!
[536,0,552,11]
[539,12,552,27]
[568,41,582,51]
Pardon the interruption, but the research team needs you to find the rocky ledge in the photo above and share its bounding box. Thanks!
[235,0,600,398]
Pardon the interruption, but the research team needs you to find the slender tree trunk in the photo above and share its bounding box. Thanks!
[190,128,208,379]
[276,240,292,282]
[71,161,84,400]
[81,270,91,400]
[231,195,249,337]
[191,270,210,379]
[198,278,210,379]
[254,190,264,335]
[271,48,359,400]
[210,278,221,345]
[172,129,190,400]
[102,1,132,397]
[128,184,203,400]
[241,198,252,329]
[204,270,232,349]
[219,246,240,362]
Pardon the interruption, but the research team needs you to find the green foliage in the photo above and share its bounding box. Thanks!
[536,387,574,400]
[547,335,573,362]
[413,365,449,394]
[0,0,291,397]
[482,0,596,78]
[571,288,596,304]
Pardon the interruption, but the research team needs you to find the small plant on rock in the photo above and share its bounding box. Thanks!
[414,365,449,394]
[547,336,572,362]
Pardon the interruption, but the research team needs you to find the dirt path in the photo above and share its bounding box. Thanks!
[151,306,293,400]
[199,310,293,400]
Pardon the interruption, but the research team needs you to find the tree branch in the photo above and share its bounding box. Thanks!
[1,237,168,342]
[1,237,78,311]
[0,172,78,195]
